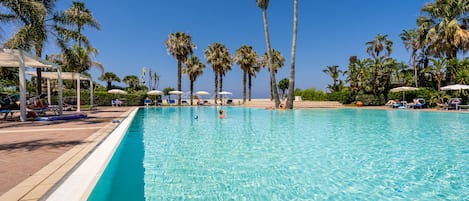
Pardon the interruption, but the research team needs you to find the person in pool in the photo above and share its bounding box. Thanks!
[278,103,286,110]
[219,109,226,119]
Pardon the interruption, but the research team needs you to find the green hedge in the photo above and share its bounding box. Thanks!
[49,89,150,106]
[355,94,385,106]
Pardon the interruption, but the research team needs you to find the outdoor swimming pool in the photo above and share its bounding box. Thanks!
[88,107,468,200]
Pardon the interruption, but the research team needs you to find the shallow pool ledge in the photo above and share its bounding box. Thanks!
[44,108,138,201]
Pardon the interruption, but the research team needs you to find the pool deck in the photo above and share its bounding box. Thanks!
[0,102,466,200]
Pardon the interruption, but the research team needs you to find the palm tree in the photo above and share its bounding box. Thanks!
[205,42,231,104]
[1,0,55,96]
[247,63,261,101]
[148,69,160,90]
[429,58,446,91]
[256,0,280,108]
[261,49,285,100]
[183,56,205,105]
[53,1,100,49]
[99,72,121,90]
[418,0,469,84]
[123,75,139,90]
[278,78,289,99]
[366,34,393,59]
[165,32,195,105]
[323,65,342,92]
[234,45,259,103]
[400,29,420,87]
[286,0,298,109]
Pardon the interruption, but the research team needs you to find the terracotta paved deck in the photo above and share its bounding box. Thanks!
[0,106,135,199]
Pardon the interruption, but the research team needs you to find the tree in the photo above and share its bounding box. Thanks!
[234,45,259,103]
[261,49,285,100]
[165,32,195,105]
[418,0,469,84]
[278,78,289,99]
[247,62,261,101]
[1,0,55,96]
[148,69,160,90]
[53,1,101,49]
[123,75,139,90]
[257,0,281,108]
[322,65,342,92]
[366,34,393,59]
[99,72,121,90]
[400,29,420,87]
[205,42,232,104]
[429,58,446,91]
[286,0,298,109]
[183,56,205,105]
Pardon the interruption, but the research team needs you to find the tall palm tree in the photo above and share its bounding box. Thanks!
[400,29,420,87]
[1,0,55,96]
[205,42,231,104]
[99,72,121,90]
[53,1,100,49]
[247,63,261,101]
[165,32,195,105]
[234,45,259,103]
[261,49,285,100]
[286,0,298,109]
[322,65,342,92]
[418,0,469,84]
[148,69,160,90]
[256,0,280,108]
[183,56,205,105]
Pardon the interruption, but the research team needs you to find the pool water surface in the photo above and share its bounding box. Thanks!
[88,107,468,200]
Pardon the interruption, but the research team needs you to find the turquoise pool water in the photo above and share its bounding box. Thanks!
[88,107,468,200]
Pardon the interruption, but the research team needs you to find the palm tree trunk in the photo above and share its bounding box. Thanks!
[214,71,218,104]
[190,80,194,105]
[35,44,43,96]
[412,49,418,87]
[286,0,298,109]
[243,70,247,103]
[262,9,280,108]
[248,75,252,101]
[177,59,182,105]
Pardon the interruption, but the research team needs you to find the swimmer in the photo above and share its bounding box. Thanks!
[219,109,225,119]
[279,103,286,110]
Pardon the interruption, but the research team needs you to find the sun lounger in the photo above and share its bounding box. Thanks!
[0,109,20,120]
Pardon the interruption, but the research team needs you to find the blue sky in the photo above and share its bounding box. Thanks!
[45,0,431,98]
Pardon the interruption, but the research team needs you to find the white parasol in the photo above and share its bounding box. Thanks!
[108,89,128,95]
[440,84,469,91]
[390,86,419,101]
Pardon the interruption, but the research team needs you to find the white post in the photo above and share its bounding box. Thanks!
[57,67,63,115]
[18,50,27,122]
[47,79,51,104]
[76,74,81,112]
[90,80,94,107]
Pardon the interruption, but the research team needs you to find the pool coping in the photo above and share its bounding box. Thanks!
[44,107,138,201]
[0,107,138,201]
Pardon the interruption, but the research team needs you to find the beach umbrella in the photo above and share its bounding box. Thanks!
[218,91,232,95]
[147,90,163,106]
[168,90,183,95]
[147,90,163,95]
[218,91,232,104]
[195,91,210,96]
[390,86,419,101]
[440,84,469,91]
[108,89,127,95]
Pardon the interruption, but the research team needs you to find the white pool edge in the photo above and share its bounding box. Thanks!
[45,108,139,201]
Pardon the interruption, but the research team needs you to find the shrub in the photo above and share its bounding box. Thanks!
[355,94,385,106]
[295,88,328,101]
